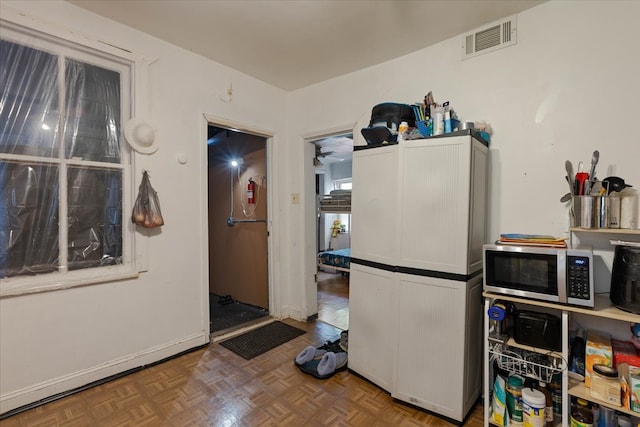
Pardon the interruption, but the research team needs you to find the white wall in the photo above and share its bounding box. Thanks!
[330,160,353,181]
[291,1,640,320]
[0,1,288,413]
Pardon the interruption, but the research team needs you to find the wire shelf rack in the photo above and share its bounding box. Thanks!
[489,341,566,383]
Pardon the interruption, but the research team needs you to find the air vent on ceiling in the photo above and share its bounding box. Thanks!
[462,15,517,60]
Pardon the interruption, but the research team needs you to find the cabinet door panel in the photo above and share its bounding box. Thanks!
[393,273,482,422]
[351,146,398,265]
[397,136,472,274]
[398,136,487,274]
[348,263,397,392]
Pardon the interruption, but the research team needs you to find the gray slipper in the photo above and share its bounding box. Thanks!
[300,351,348,379]
[294,345,327,366]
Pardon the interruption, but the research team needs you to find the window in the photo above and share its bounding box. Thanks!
[334,179,352,190]
[0,24,135,294]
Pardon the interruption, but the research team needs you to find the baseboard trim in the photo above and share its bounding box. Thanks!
[284,306,307,322]
[0,333,208,417]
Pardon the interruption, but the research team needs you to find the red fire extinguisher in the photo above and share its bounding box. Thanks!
[247,178,255,204]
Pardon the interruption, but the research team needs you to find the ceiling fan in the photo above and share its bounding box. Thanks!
[314,145,344,166]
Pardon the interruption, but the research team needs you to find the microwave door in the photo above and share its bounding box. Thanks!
[483,248,561,303]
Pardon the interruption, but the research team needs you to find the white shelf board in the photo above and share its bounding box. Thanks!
[570,227,640,235]
[568,378,638,417]
[482,292,640,323]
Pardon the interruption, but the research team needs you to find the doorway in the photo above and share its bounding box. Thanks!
[310,133,353,331]
[207,125,270,335]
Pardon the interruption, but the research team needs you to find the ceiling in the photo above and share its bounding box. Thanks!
[66,0,545,165]
[66,0,546,92]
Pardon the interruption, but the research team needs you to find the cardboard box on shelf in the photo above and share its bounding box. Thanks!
[631,366,640,413]
[591,365,622,405]
[586,330,613,388]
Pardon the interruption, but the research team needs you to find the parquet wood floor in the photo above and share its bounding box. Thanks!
[316,271,349,331]
[1,275,485,426]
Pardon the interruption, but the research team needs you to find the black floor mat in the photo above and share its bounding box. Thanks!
[210,294,269,333]
[219,321,305,360]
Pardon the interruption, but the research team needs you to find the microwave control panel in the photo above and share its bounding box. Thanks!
[567,255,591,300]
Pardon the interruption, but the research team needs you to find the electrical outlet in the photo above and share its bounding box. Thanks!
[291,193,300,204]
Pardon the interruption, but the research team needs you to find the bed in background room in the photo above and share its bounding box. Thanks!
[318,247,351,273]
[317,190,351,274]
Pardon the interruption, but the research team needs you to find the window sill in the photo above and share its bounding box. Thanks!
[0,271,140,298]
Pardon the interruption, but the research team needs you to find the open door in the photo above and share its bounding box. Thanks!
[207,126,269,334]
[307,133,353,331]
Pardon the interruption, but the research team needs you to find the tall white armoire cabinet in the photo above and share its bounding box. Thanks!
[349,131,489,423]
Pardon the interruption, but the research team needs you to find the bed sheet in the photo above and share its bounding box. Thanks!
[318,248,351,270]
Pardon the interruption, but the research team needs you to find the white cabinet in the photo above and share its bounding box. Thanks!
[351,144,398,266]
[350,132,488,422]
[349,265,484,421]
[348,263,397,392]
[397,135,488,274]
[393,273,483,421]
[351,134,488,272]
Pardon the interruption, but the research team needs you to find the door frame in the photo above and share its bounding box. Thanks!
[301,122,357,320]
[201,114,277,317]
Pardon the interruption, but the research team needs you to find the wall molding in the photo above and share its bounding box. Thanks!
[0,333,208,414]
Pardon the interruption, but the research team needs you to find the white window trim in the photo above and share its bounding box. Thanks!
[0,15,150,297]
[333,178,352,190]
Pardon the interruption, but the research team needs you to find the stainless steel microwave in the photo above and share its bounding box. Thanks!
[483,244,594,307]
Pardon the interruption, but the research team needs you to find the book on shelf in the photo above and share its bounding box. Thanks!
[497,234,568,248]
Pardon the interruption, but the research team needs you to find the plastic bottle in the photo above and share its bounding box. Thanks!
[507,375,524,423]
[537,381,554,427]
[432,105,444,135]
[569,329,586,377]
[570,398,593,427]
[397,121,409,142]
[599,406,615,427]
[444,109,452,133]
[549,374,563,422]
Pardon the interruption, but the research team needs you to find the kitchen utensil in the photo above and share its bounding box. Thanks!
[560,192,572,203]
[576,172,589,196]
[594,196,609,228]
[565,160,575,196]
[573,196,595,228]
[602,176,633,195]
[584,150,599,195]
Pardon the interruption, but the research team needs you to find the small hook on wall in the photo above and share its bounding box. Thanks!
[220,81,233,102]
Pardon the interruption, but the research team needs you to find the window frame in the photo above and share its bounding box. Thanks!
[334,178,352,190]
[0,20,140,297]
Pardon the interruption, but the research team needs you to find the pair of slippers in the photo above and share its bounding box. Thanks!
[294,345,348,379]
